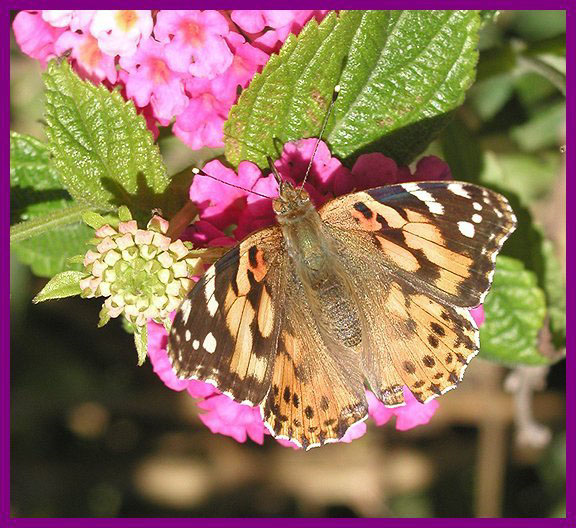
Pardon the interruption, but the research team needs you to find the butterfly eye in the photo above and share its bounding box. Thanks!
[273,200,286,214]
[298,189,310,202]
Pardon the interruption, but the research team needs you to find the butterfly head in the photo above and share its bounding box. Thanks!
[273,182,313,223]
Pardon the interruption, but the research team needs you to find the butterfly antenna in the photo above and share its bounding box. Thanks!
[299,84,341,190]
[191,167,274,200]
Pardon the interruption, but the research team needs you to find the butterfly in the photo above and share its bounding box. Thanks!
[167,167,516,450]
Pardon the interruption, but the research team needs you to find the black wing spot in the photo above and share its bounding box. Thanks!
[248,245,259,268]
[292,393,300,408]
[403,361,416,374]
[430,322,446,337]
[305,405,314,419]
[423,355,435,368]
[353,202,373,219]
[283,386,291,404]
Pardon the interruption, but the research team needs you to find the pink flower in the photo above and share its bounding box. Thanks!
[90,10,153,57]
[41,10,95,31]
[367,387,440,431]
[147,319,190,392]
[12,11,65,66]
[155,10,233,79]
[252,10,328,54]
[173,78,235,150]
[54,31,117,84]
[119,38,188,124]
[197,395,267,445]
[41,10,74,28]
[230,10,300,34]
[470,305,485,327]
[210,32,269,100]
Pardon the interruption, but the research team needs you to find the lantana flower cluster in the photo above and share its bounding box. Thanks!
[13,9,327,149]
[80,211,203,331]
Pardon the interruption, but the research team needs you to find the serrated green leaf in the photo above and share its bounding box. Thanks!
[11,221,93,278]
[43,60,170,213]
[225,10,481,168]
[10,131,72,224]
[135,326,148,366]
[32,270,85,303]
[480,256,548,365]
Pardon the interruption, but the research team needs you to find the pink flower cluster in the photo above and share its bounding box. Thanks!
[12,9,327,148]
[148,140,485,448]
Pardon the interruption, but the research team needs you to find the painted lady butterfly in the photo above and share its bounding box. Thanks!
[168,92,516,450]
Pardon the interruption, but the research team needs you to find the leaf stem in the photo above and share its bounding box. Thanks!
[10,203,93,244]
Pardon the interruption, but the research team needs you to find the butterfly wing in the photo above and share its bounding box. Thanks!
[262,268,369,450]
[319,181,516,404]
[168,226,286,405]
[320,181,516,308]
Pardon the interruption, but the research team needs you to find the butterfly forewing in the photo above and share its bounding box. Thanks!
[320,181,516,308]
[168,226,286,405]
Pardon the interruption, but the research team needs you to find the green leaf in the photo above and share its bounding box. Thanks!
[225,10,481,168]
[480,256,548,365]
[535,235,566,348]
[468,74,515,121]
[32,271,85,303]
[480,11,499,24]
[480,151,560,206]
[10,131,72,225]
[43,60,170,213]
[11,221,93,278]
[511,102,566,152]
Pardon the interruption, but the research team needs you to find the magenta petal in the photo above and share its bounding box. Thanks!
[147,319,189,392]
[470,305,485,327]
[339,421,367,443]
[394,387,440,431]
[197,395,266,445]
[366,390,395,426]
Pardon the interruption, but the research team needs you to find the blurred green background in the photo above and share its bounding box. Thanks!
[10,10,565,518]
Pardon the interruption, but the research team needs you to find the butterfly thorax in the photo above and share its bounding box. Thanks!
[273,182,363,348]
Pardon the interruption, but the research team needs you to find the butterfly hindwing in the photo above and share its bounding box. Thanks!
[262,270,369,449]
[168,226,286,405]
[320,181,516,308]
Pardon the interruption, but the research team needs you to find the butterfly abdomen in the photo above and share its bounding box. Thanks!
[278,203,363,349]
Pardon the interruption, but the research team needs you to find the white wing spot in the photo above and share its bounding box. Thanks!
[401,183,419,192]
[458,221,475,238]
[472,214,482,223]
[494,208,503,218]
[185,330,191,341]
[448,183,470,198]
[192,339,200,350]
[181,300,192,324]
[404,184,445,215]
[203,332,217,354]
[473,202,483,211]
[204,266,219,316]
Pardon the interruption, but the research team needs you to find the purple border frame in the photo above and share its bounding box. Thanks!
[3,2,571,527]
